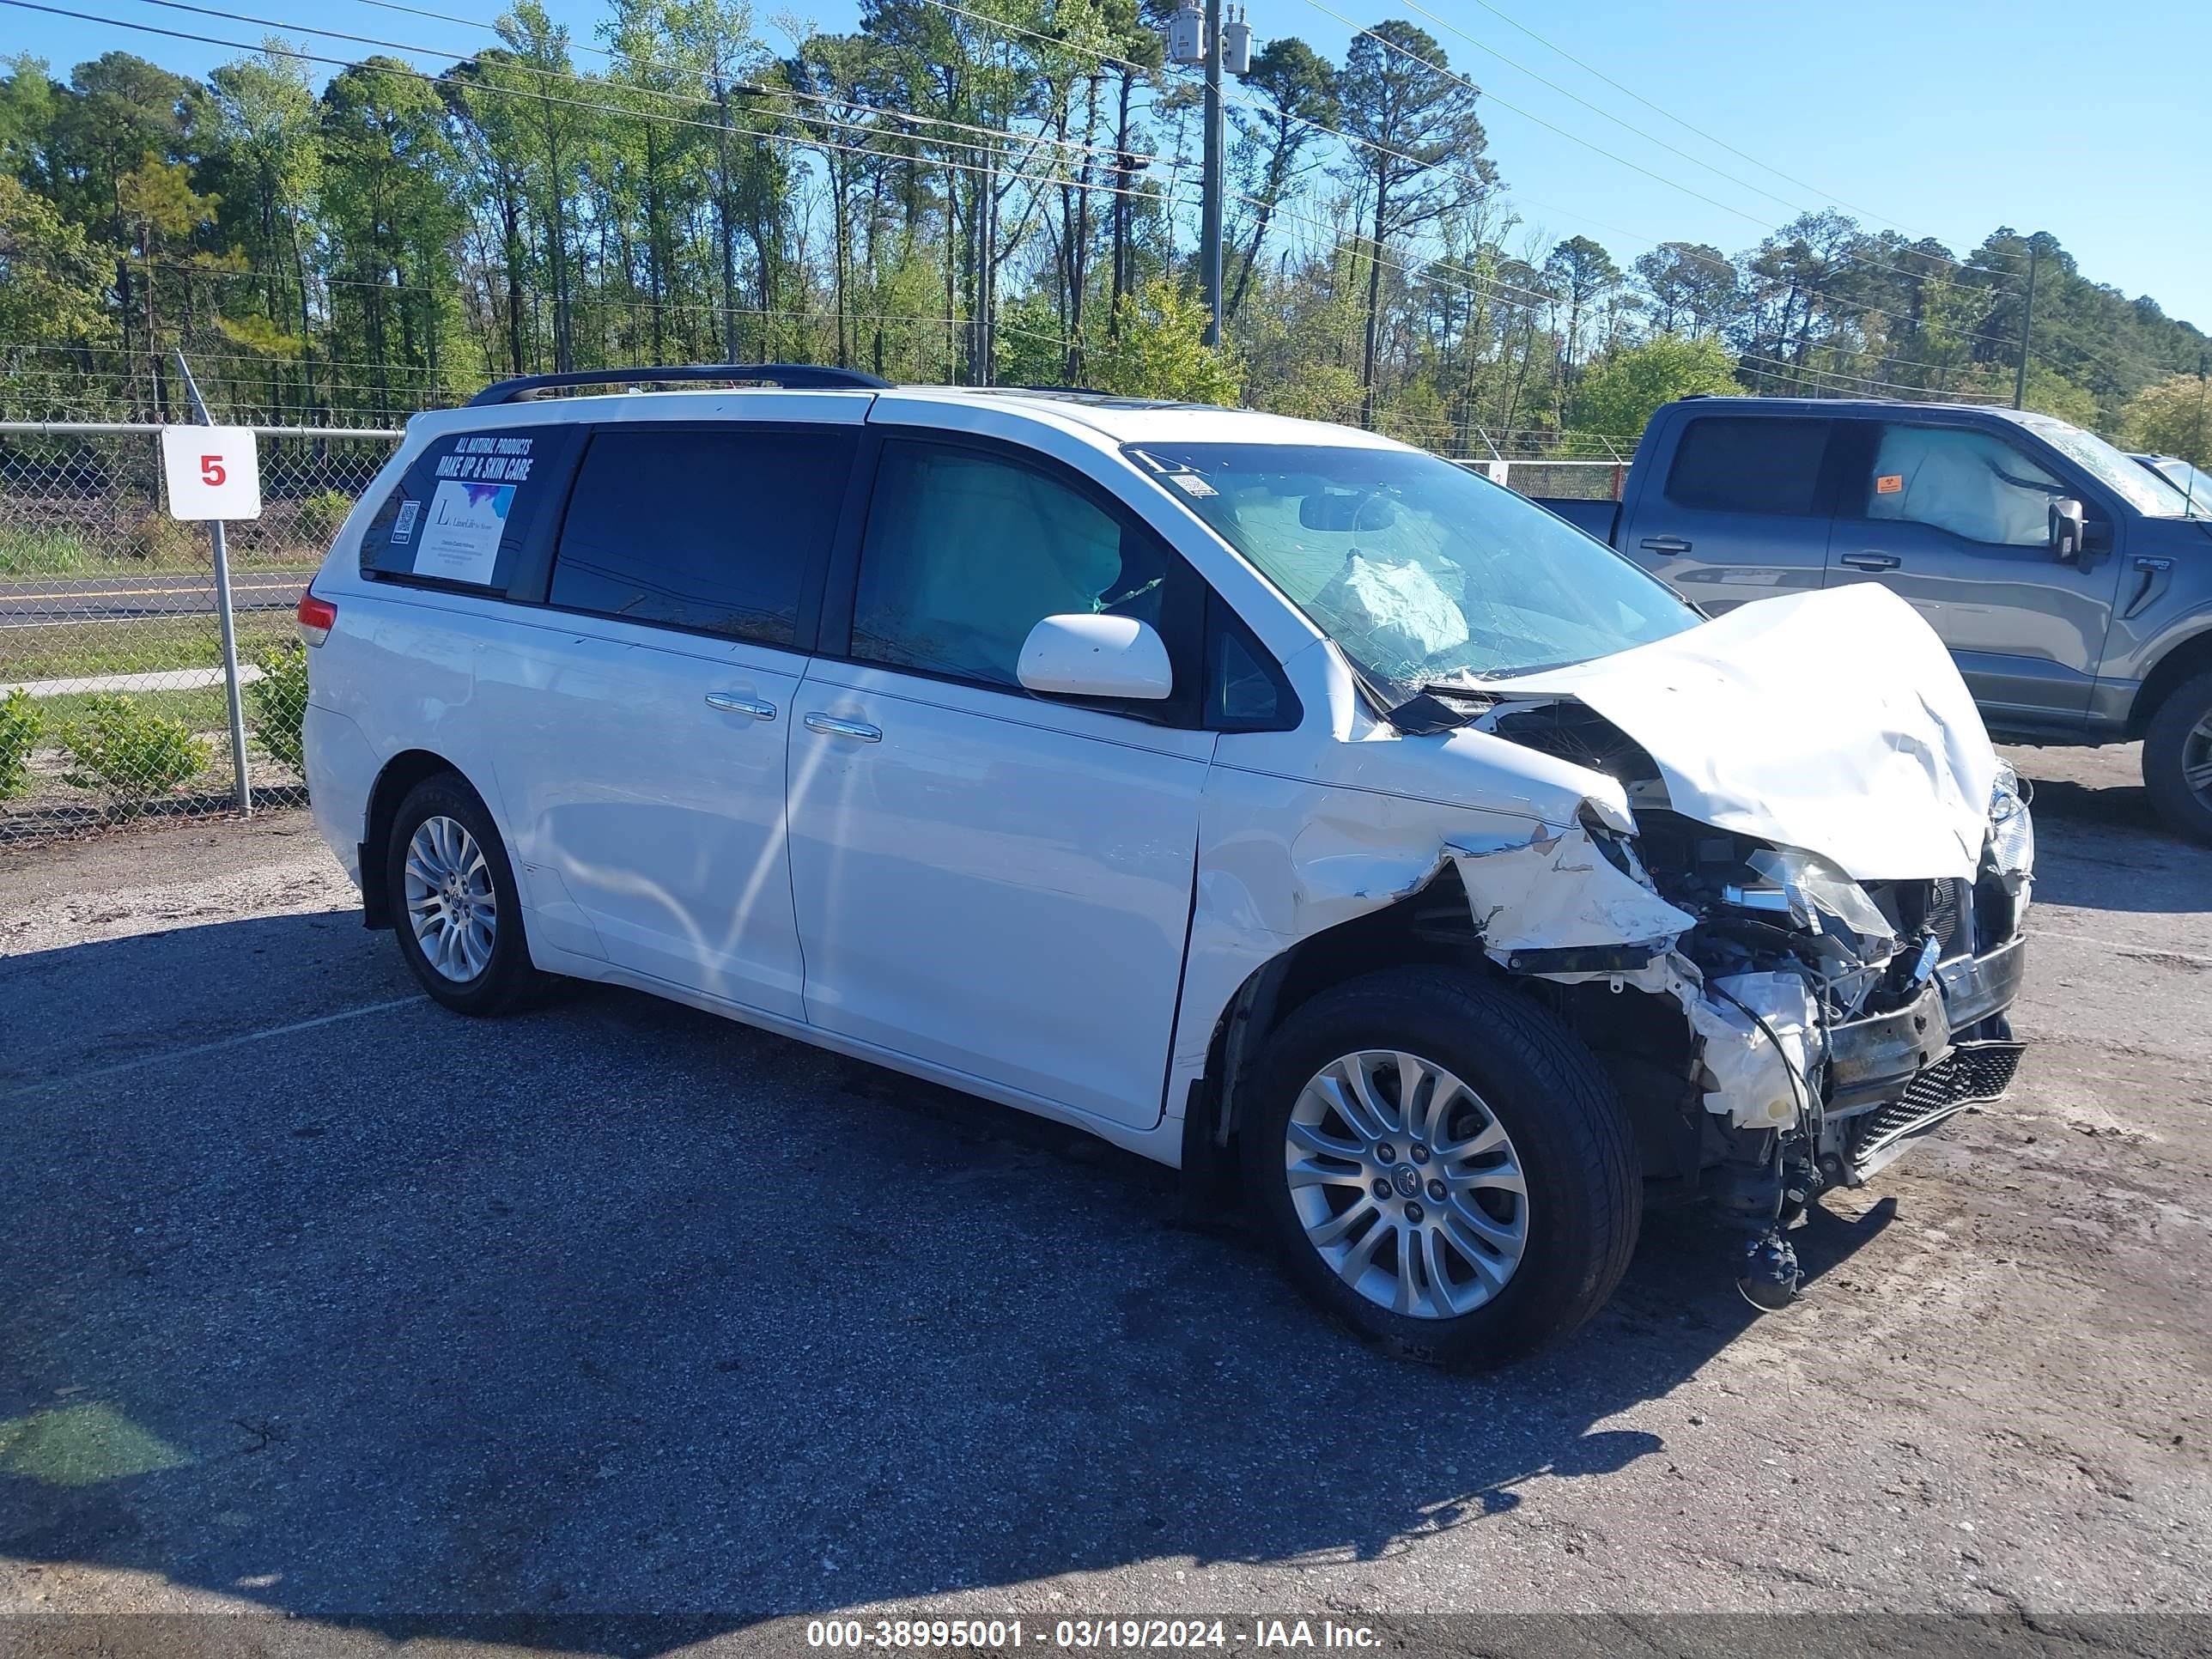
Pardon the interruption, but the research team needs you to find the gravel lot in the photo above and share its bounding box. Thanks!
[3,744,2209,1654]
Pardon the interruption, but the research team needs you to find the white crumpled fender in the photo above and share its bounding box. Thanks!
[1447,836,1820,1131]
[1446,824,1693,957]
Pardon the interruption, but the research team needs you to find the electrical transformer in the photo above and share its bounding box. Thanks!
[1164,0,1205,66]
[1222,7,1253,75]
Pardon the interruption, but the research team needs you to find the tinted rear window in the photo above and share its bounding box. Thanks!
[360,425,577,592]
[549,426,855,646]
[1664,416,1833,516]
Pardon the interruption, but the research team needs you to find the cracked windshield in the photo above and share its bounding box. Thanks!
[1133,442,1698,698]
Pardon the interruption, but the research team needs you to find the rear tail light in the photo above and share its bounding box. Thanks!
[297,590,337,647]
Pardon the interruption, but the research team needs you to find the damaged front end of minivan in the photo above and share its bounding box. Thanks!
[1438,675,2035,1309]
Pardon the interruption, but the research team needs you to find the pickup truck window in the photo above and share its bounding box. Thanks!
[1861,424,2064,547]
[2014,410,2202,519]
[1128,441,1696,696]
[1664,416,1832,515]
[2144,456,2211,515]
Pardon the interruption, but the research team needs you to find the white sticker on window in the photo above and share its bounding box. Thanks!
[390,499,422,544]
[1169,472,1218,496]
[413,481,514,584]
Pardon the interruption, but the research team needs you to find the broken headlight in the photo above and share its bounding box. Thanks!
[1988,762,2034,878]
[1733,847,1897,954]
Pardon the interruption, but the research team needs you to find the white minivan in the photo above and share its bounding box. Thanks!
[301,366,2033,1365]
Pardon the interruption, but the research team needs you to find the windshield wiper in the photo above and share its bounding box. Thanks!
[1419,679,1501,699]
[1385,682,1507,735]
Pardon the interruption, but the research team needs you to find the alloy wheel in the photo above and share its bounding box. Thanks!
[404,814,497,982]
[1284,1049,1529,1320]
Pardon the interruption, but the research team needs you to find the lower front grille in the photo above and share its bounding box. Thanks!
[1846,1039,2026,1178]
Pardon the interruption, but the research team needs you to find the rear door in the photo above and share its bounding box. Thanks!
[486,415,859,1017]
[1822,418,2125,724]
[1626,413,1840,611]
[785,434,1212,1130]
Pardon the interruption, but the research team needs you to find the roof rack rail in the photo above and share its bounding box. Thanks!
[467,363,892,406]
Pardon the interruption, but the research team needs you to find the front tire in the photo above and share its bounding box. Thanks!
[2142,669,2212,844]
[1242,967,1641,1369]
[385,774,545,1016]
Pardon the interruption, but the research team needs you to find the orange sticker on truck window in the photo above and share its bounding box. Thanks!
[1875,473,1904,495]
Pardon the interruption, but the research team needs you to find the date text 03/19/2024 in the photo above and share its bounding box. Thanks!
[803,1618,1383,1650]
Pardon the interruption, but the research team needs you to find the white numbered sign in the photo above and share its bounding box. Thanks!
[161,424,262,520]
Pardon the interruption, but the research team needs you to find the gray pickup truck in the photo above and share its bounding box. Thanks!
[1529,397,2212,839]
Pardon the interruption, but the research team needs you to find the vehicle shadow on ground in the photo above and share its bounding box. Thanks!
[2,911,1897,1652]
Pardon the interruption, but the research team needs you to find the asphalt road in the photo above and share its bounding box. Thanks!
[0,571,308,628]
[2,744,2208,1657]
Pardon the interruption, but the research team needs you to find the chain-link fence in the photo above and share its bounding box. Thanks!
[0,422,401,842]
[1495,460,1631,501]
[0,415,1628,842]
[1457,458,1632,501]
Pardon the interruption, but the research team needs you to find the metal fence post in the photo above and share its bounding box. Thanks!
[173,351,253,817]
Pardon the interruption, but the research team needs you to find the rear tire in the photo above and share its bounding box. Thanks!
[385,774,546,1016]
[2142,669,2212,844]
[1241,966,1641,1370]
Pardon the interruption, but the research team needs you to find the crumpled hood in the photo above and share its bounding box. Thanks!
[1486,584,1997,882]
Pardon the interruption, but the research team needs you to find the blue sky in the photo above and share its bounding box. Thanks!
[13,0,2211,330]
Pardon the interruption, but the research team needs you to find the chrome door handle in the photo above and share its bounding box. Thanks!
[1840,551,1901,570]
[1638,535,1692,553]
[705,692,776,720]
[804,713,881,742]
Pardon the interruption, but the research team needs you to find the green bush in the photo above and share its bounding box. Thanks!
[248,641,310,772]
[0,526,88,575]
[295,489,356,547]
[60,693,210,813]
[0,688,43,797]
[129,510,202,568]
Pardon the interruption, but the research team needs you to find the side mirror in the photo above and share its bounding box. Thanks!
[2050,497,2087,563]
[1017,613,1173,702]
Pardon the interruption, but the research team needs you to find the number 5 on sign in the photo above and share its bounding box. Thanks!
[160,424,262,520]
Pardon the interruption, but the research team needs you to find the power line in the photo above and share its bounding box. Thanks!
[131,0,1184,174]
[908,0,1161,80]
[1378,0,1815,219]
[1735,349,2006,403]
[1387,0,1969,259]
[1304,0,2027,307]
[1308,0,1780,229]
[1218,77,2044,368]
[1,0,1199,211]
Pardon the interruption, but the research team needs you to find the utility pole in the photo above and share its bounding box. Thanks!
[1200,0,1225,348]
[1168,0,1246,349]
[2012,234,2041,410]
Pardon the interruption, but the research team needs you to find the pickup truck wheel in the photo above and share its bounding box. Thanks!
[2142,669,2212,844]
[386,775,547,1016]
[1242,966,1641,1370]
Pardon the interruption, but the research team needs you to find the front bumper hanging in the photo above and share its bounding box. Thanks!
[1823,934,2027,1184]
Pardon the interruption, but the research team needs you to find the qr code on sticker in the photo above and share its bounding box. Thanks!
[391,499,422,544]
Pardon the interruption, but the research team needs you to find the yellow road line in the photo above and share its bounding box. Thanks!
[0,582,300,604]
